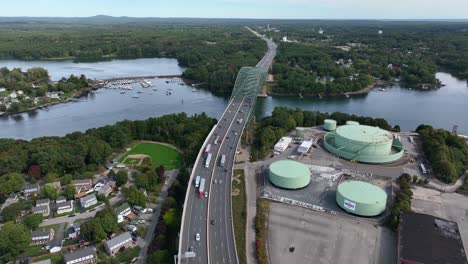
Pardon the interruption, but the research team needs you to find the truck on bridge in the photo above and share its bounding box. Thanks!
[199,178,206,198]
[205,153,212,168]
[195,175,201,188]
[205,144,212,153]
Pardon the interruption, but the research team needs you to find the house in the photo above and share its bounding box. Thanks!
[9,92,17,99]
[44,92,60,99]
[97,183,112,197]
[0,87,6,92]
[80,194,97,208]
[115,163,126,169]
[63,247,97,264]
[67,222,81,239]
[398,212,468,264]
[23,183,40,197]
[31,229,54,246]
[32,205,50,216]
[74,179,93,192]
[56,200,74,214]
[127,225,137,233]
[17,90,24,96]
[36,198,50,207]
[115,203,131,223]
[93,179,105,191]
[104,232,133,255]
[56,196,67,204]
[0,193,19,212]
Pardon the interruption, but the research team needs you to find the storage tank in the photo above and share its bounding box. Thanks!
[268,160,310,189]
[324,124,404,163]
[324,119,337,131]
[346,121,359,126]
[336,181,387,216]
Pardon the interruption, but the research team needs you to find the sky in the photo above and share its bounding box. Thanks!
[1,0,468,19]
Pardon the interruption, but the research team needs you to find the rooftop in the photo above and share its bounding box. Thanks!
[105,232,132,249]
[335,124,392,144]
[80,194,96,203]
[31,229,49,238]
[399,212,468,264]
[115,203,130,215]
[64,247,95,263]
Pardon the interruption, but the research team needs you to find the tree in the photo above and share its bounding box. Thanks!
[148,250,171,264]
[115,170,128,187]
[93,222,107,241]
[0,173,26,194]
[40,184,59,200]
[22,214,43,230]
[127,189,146,207]
[61,174,73,185]
[2,203,22,222]
[156,165,165,183]
[0,222,30,260]
[28,165,41,179]
[107,170,116,177]
[63,184,77,200]
[162,208,178,229]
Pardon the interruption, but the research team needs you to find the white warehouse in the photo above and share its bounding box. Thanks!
[297,140,313,154]
[274,137,293,153]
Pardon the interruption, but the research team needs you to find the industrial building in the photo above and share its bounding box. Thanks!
[297,140,313,154]
[324,123,404,163]
[268,160,310,189]
[398,212,468,264]
[274,137,292,153]
[336,181,387,216]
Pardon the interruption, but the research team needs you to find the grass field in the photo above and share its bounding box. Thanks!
[120,142,182,170]
[232,169,247,264]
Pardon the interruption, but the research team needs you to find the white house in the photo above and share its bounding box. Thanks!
[104,232,133,255]
[79,194,97,208]
[115,203,131,223]
[98,183,113,197]
[56,196,66,204]
[93,179,105,191]
[32,205,50,217]
[9,92,17,99]
[17,90,24,95]
[63,247,96,264]
[56,200,74,214]
[36,199,50,207]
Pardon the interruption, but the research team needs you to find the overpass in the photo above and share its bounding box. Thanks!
[178,28,276,264]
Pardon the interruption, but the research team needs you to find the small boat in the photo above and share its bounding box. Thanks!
[120,91,126,94]
[165,81,169,84]
[132,95,140,98]
[152,88,158,91]
[137,91,143,94]
[345,93,350,98]
[192,88,197,92]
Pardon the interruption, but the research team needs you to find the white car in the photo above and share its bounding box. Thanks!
[195,233,200,241]
[219,180,223,184]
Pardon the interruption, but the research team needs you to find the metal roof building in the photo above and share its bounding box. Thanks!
[336,181,387,216]
[297,140,313,154]
[324,124,404,163]
[104,231,133,255]
[63,247,96,264]
[274,137,292,153]
[268,160,310,189]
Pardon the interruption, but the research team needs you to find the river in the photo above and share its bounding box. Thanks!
[0,59,467,139]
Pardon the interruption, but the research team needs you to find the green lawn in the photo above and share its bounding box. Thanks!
[232,169,247,264]
[115,246,141,263]
[120,142,182,170]
[32,252,63,264]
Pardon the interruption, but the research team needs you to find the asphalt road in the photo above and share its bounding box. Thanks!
[179,27,276,264]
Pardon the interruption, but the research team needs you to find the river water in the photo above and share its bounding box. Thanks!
[0,59,467,139]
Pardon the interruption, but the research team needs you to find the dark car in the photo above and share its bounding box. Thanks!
[211,219,216,225]
[68,214,76,217]
[189,246,194,252]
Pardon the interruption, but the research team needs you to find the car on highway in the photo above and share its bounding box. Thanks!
[195,233,200,241]
[204,191,208,198]
[189,246,194,252]
[211,219,216,225]
[219,180,223,184]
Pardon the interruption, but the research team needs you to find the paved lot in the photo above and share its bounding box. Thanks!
[268,203,396,264]
[411,186,468,254]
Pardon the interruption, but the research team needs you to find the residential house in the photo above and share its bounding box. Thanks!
[56,200,74,214]
[9,92,17,99]
[97,183,112,197]
[0,193,19,212]
[80,194,97,208]
[17,90,24,96]
[67,222,81,239]
[104,232,133,255]
[23,183,40,197]
[31,229,54,246]
[0,87,6,92]
[44,92,60,99]
[36,199,50,207]
[115,203,131,223]
[74,179,93,192]
[63,247,97,264]
[93,179,105,191]
[32,205,50,216]
[56,196,66,204]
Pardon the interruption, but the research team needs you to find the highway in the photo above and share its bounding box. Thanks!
[178,27,276,264]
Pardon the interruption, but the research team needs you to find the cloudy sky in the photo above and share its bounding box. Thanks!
[1,0,468,19]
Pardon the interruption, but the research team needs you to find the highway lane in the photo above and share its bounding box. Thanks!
[180,98,245,263]
[209,98,252,264]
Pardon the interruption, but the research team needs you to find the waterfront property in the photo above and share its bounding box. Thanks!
[63,247,97,264]
[104,232,133,255]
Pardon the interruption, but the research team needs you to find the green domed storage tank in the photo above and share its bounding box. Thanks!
[324,124,404,163]
[324,119,337,131]
[336,181,387,216]
[268,160,310,189]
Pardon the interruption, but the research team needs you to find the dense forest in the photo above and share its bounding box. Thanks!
[0,112,216,196]
[416,125,468,183]
[0,23,266,93]
[0,67,89,113]
[249,107,395,160]
[258,22,468,95]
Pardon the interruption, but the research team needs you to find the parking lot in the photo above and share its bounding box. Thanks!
[268,202,397,264]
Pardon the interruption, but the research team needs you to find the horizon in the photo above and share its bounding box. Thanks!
[2,0,468,20]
